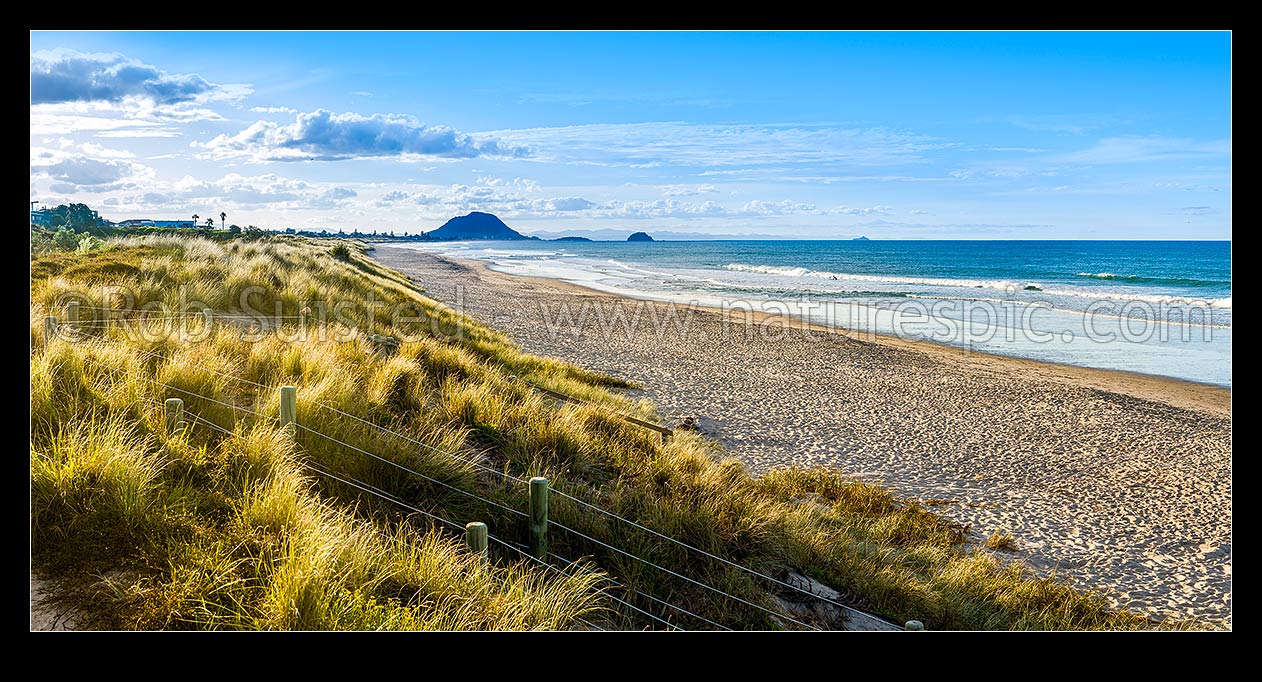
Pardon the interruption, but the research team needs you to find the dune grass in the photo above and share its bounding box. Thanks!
[30,235,1155,630]
[985,531,1020,551]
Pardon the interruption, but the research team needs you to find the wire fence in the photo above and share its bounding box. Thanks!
[107,363,698,630]
[174,402,687,631]
[43,318,901,630]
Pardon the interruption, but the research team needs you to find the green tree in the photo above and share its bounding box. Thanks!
[44,203,101,231]
[52,226,79,251]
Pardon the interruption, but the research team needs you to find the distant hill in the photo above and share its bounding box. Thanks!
[627,231,655,242]
[552,236,593,242]
[852,236,870,241]
[428,212,530,240]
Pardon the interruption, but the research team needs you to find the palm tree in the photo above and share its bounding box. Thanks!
[220,212,227,231]
[192,214,199,229]
[206,218,214,228]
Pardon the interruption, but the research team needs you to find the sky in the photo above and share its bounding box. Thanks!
[29,31,1231,239]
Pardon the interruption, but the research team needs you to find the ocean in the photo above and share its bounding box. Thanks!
[393,240,1232,387]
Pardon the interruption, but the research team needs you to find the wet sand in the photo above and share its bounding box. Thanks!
[373,246,1232,626]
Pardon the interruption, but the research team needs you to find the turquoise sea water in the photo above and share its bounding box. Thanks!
[396,240,1231,386]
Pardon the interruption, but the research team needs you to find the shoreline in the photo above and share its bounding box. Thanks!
[442,250,1231,417]
[372,246,1233,625]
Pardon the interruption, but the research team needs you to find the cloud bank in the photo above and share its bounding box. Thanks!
[371,177,828,221]
[31,147,154,193]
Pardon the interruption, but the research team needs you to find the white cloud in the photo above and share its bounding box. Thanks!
[95,128,181,138]
[834,204,892,216]
[601,199,729,218]
[30,50,249,136]
[378,190,413,205]
[1154,181,1222,192]
[369,179,831,220]
[324,187,357,200]
[196,109,533,162]
[741,199,819,215]
[1005,114,1130,136]
[662,184,719,197]
[374,181,563,214]
[476,176,540,192]
[79,142,135,159]
[698,169,951,183]
[30,149,154,191]
[308,187,359,209]
[1054,136,1230,165]
[1167,206,1215,216]
[250,106,298,114]
[949,165,1034,180]
[63,172,362,215]
[30,112,164,135]
[371,181,731,219]
[30,48,233,106]
[146,106,225,122]
[196,173,309,205]
[482,121,949,169]
[30,92,225,135]
[602,198,817,219]
[528,197,597,212]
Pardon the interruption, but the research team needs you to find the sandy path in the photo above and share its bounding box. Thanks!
[373,247,1232,626]
[31,572,78,631]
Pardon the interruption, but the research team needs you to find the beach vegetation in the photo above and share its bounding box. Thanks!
[30,235,1157,630]
[985,531,1020,551]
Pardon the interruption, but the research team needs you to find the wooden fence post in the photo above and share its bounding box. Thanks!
[66,300,80,326]
[202,307,213,331]
[165,398,185,436]
[529,477,549,560]
[279,385,297,432]
[43,316,58,345]
[465,521,488,561]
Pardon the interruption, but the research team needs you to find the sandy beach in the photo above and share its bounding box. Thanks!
[373,246,1232,626]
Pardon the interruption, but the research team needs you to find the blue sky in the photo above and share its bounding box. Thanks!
[30,31,1231,239]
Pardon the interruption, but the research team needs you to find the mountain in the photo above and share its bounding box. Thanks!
[852,236,870,241]
[552,236,593,242]
[626,232,656,242]
[428,212,529,240]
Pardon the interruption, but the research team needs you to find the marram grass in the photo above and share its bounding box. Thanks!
[30,234,1162,630]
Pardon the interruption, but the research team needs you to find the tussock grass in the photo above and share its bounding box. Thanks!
[31,235,1156,630]
[985,531,1020,551]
